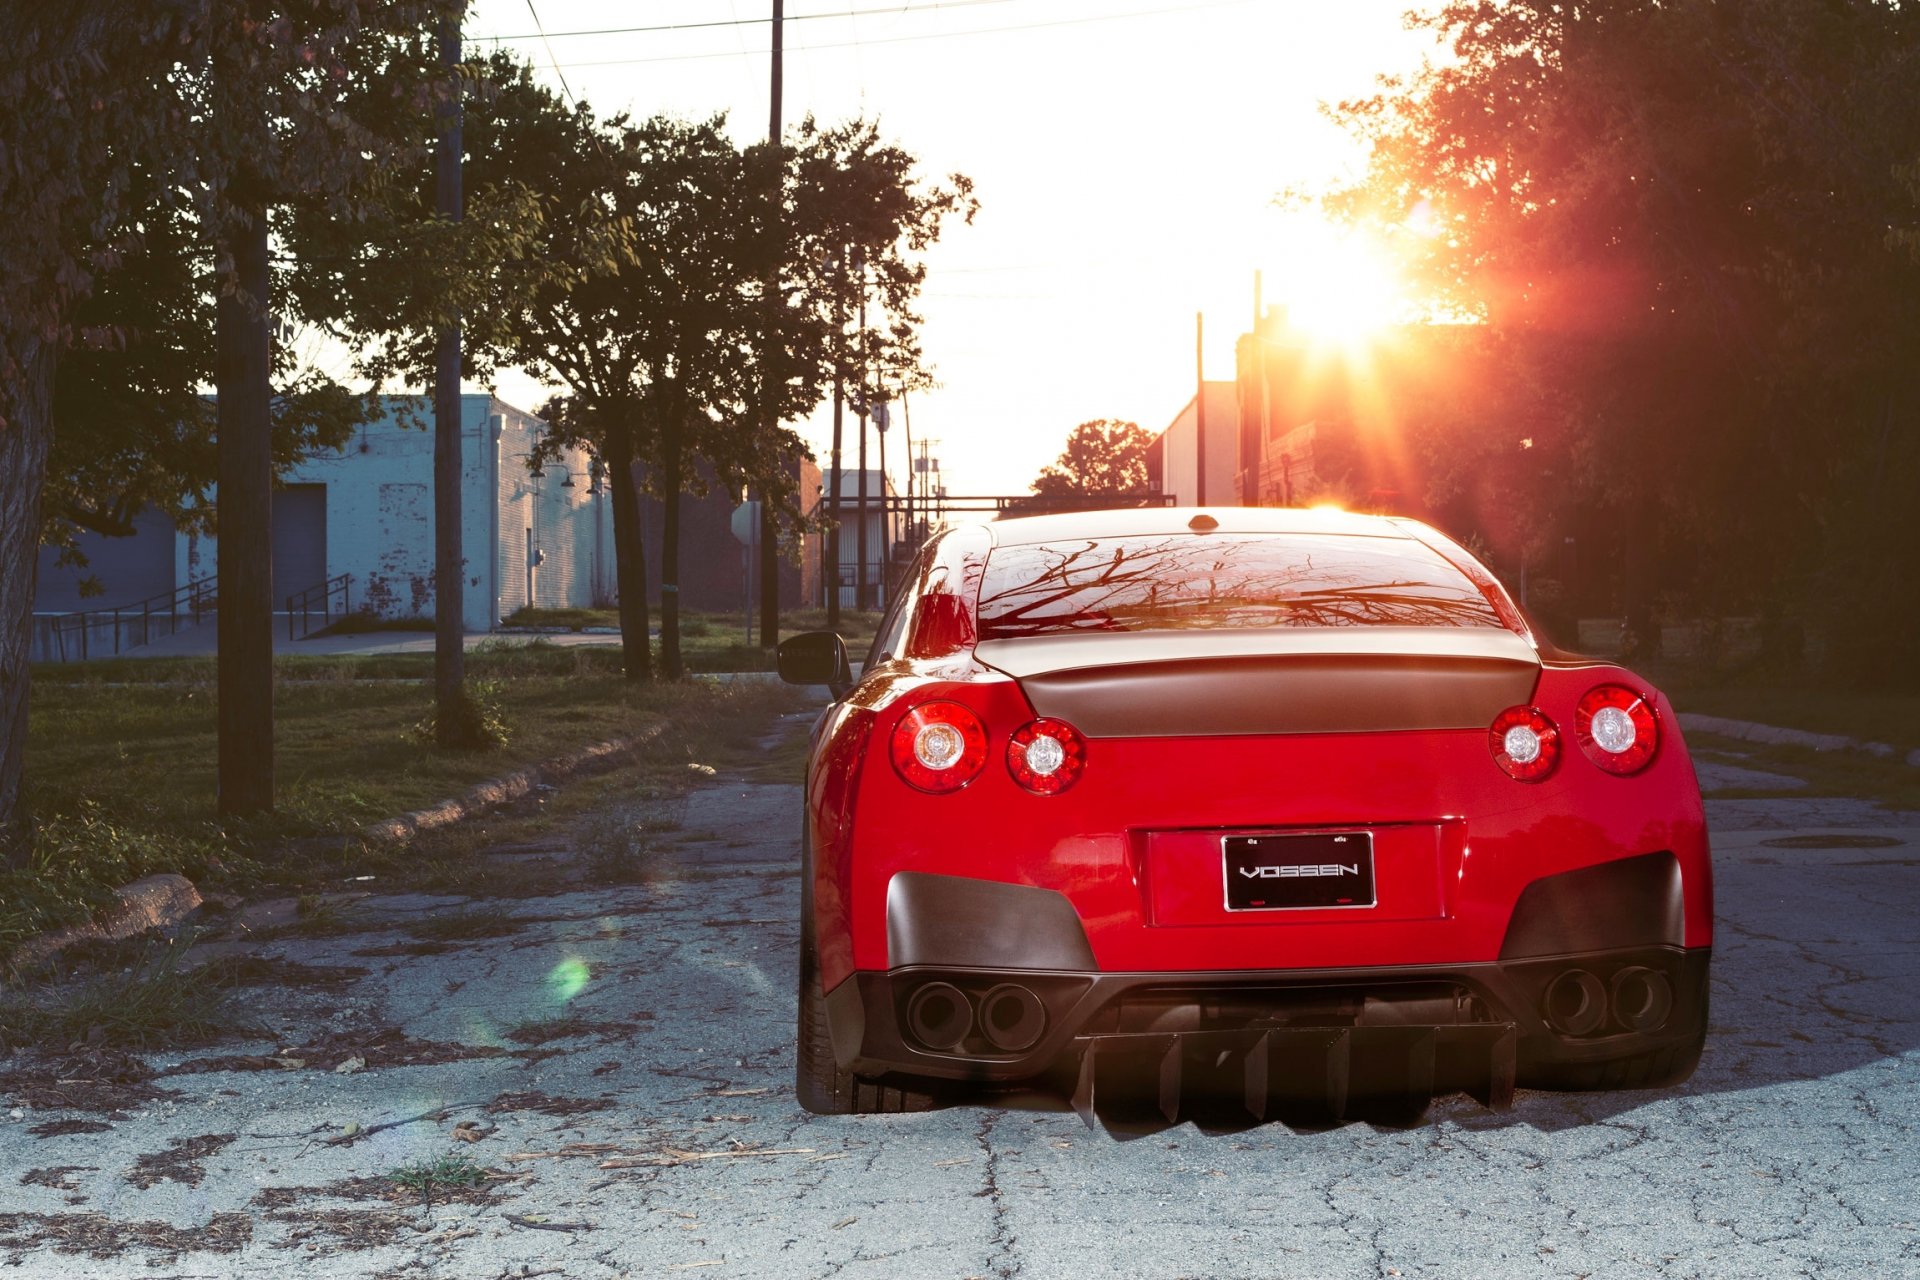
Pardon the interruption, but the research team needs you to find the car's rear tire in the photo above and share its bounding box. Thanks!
[795,914,938,1115]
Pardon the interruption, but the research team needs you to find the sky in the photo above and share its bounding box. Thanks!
[456,0,1439,499]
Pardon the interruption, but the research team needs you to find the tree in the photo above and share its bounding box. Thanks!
[455,54,654,679]
[44,193,369,570]
[779,118,976,630]
[1326,0,1920,678]
[1031,419,1153,497]
[0,4,195,859]
[283,36,562,743]
[470,70,973,678]
[194,2,457,813]
[0,1,464,848]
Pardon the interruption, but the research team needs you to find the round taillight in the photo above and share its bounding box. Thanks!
[1490,705,1560,782]
[890,701,989,793]
[1576,685,1658,774]
[1007,718,1088,795]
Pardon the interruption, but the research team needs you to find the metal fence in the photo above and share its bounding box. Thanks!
[31,576,218,663]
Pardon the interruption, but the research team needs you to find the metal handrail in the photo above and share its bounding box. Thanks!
[38,575,218,662]
[286,573,353,641]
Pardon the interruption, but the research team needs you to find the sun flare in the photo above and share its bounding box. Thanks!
[1268,225,1406,347]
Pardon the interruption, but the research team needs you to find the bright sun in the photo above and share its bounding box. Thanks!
[1268,224,1405,346]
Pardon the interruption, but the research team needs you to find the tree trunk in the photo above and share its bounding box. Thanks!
[827,372,843,630]
[432,9,466,735]
[604,421,651,681]
[0,337,57,864]
[216,204,275,817]
[660,421,684,680]
[759,490,779,650]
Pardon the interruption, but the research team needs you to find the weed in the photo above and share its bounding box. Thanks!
[385,1153,487,1197]
[413,679,510,751]
[579,809,664,882]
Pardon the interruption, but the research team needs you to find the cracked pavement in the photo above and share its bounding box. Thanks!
[3,726,1918,1277]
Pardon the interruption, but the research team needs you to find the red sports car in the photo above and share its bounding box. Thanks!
[778,507,1711,1124]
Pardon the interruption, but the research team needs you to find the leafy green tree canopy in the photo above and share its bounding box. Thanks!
[1032,419,1153,497]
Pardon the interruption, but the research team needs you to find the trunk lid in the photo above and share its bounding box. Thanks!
[973,626,1540,738]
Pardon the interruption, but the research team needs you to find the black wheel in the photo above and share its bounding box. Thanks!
[795,829,937,1115]
[795,934,937,1114]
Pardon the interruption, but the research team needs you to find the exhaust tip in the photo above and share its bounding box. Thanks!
[1542,969,1608,1037]
[905,981,973,1051]
[978,983,1048,1053]
[1609,966,1673,1032]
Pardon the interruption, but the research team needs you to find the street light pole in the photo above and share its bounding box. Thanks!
[757,0,783,650]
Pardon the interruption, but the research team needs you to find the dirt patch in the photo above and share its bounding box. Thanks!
[125,1132,237,1189]
[192,955,370,988]
[504,1014,647,1046]
[352,940,457,957]
[487,1089,617,1117]
[27,1118,113,1139]
[410,910,527,941]
[0,1047,179,1115]
[1760,833,1904,849]
[20,1166,95,1191]
[252,1175,498,1210]
[171,1026,508,1076]
[266,1207,422,1252]
[0,1209,252,1260]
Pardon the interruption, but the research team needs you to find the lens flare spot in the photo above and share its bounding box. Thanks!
[548,957,591,1003]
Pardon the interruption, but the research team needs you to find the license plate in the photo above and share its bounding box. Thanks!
[1223,831,1376,911]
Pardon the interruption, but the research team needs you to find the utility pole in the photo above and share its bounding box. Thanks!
[1194,310,1207,507]
[854,249,869,613]
[757,0,783,650]
[902,389,914,548]
[432,5,466,738]
[826,253,844,630]
[875,398,888,607]
[1253,271,1266,506]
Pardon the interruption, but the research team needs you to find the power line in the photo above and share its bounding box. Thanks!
[520,0,582,112]
[484,0,1010,42]
[492,0,1258,69]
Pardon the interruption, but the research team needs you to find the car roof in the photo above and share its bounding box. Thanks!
[979,506,1415,547]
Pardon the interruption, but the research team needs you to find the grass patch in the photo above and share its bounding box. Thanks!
[0,938,242,1052]
[746,716,813,785]
[501,605,618,630]
[1692,734,1920,810]
[6,667,805,967]
[313,613,435,636]
[384,1153,487,1197]
[1669,686,1920,753]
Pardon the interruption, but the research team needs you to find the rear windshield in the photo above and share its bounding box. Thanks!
[975,533,1503,639]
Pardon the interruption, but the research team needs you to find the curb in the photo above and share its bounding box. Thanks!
[1677,713,1920,769]
[11,874,203,972]
[361,722,669,845]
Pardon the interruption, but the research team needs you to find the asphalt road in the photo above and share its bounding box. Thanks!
[3,723,1917,1279]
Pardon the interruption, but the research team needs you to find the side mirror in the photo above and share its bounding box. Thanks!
[777,631,852,695]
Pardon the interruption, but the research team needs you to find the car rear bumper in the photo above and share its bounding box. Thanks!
[825,944,1712,1103]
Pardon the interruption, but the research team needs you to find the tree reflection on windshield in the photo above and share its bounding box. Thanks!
[975,534,1502,639]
